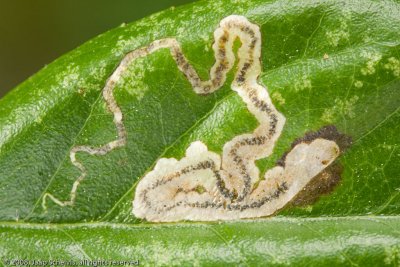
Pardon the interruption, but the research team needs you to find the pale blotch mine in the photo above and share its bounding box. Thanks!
[118,57,155,100]
[322,95,359,123]
[272,91,285,105]
[293,75,312,92]
[326,21,349,47]
[42,15,341,221]
[354,80,363,89]
[360,50,382,76]
[384,57,400,77]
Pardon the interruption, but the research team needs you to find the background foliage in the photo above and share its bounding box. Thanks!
[0,0,196,97]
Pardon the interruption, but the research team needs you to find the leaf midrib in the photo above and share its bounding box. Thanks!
[4,215,400,229]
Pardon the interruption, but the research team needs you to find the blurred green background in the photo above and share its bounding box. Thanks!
[0,0,197,98]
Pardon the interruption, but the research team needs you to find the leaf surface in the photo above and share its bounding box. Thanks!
[0,0,399,265]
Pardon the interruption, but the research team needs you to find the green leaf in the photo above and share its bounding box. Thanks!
[1,0,399,265]
[1,217,400,266]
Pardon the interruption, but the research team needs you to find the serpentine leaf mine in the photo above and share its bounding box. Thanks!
[42,15,345,222]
